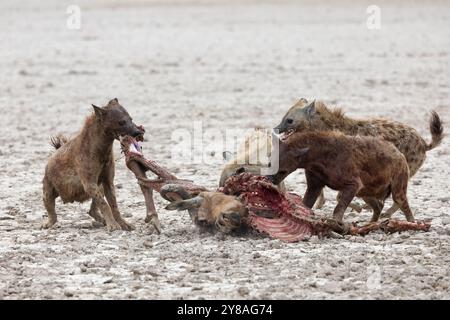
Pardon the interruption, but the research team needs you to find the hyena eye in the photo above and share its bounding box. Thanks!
[286,118,293,124]
[118,120,126,126]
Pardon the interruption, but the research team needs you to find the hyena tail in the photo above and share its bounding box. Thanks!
[426,111,444,151]
[50,135,68,150]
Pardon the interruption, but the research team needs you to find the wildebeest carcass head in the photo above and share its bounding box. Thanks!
[162,185,247,233]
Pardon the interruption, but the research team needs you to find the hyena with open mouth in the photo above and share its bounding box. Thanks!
[42,98,144,231]
[275,99,444,217]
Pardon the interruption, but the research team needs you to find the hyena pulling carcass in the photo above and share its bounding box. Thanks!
[42,98,144,231]
[267,131,415,224]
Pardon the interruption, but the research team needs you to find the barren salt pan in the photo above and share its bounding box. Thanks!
[0,0,449,299]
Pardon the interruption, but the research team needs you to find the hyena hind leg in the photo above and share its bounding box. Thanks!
[88,199,106,225]
[362,197,383,222]
[391,179,415,222]
[42,178,58,229]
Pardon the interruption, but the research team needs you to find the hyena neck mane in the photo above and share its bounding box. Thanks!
[79,114,115,155]
[315,102,367,134]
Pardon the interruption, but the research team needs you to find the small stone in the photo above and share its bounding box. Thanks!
[445,225,450,236]
[143,240,153,248]
[122,212,133,218]
[270,240,283,249]
[307,236,320,244]
[253,252,261,259]
[103,278,113,284]
[323,281,341,294]
[132,269,142,275]
[435,227,447,236]
[400,232,411,239]
[64,290,74,297]
[238,286,250,296]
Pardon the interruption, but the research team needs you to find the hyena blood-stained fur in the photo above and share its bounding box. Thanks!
[275,99,444,217]
[42,98,144,231]
[267,131,415,224]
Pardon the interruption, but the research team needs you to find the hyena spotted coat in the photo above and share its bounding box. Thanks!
[275,99,444,217]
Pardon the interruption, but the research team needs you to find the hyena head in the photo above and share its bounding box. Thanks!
[92,98,143,139]
[274,98,311,133]
[275,98,338,133]
[165,192,247,234]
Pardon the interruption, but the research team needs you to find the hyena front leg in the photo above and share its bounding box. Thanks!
[332,182,361,223]
[103,181,135,231]
[304,172,325,209]
[336,191,364,213]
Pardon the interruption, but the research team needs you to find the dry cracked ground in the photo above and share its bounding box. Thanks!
[0,0,449,299]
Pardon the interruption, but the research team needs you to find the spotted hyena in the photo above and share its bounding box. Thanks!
[275,99,444,217]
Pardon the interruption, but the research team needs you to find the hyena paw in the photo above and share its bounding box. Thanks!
[94,217,106,225]
[145,214,161,234]
[118,219,135,231]
[92,220,106,228]
[106,221,122,232]
[41,219,57,229]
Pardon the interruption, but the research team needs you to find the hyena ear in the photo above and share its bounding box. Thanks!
[303,100,316,119]
[299,97,308,103]
[165,198,203,211]
[109,98,119,104]
[92,104,107,119]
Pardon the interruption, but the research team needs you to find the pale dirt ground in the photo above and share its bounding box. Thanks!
[0,0,449,299]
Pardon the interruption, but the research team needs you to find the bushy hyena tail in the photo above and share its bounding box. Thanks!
[50,135,68,150]
[426,111,444,151]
